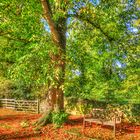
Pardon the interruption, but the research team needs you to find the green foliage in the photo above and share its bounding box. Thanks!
[0,76,15,98]
[65,5,140,102]
[44,112,53,124]
[35,110,69,128]
[99,104,140,124]
[76,103,93,115]
[119,104,140,124]
[65,98,93,115]
[20,120,29,128]
[51,111,69,128]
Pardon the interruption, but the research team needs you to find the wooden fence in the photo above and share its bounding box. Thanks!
[0,99,40,114]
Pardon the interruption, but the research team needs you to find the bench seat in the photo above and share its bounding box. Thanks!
[84,118,103,124]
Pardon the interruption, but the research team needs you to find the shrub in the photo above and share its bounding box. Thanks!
[52,111,69,128]
[105,104,140,124]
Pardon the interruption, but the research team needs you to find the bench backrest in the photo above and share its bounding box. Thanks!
[91,108,122,123]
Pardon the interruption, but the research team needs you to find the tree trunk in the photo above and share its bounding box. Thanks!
[35,43,66,126]
[35,39,66,126]
[35,0,67,127]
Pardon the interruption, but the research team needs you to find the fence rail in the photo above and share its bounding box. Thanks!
[0,98,39,113]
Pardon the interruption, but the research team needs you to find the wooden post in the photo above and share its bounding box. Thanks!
[37,99,40,114]
[113,115,116,137]
[14,99,16,109]
[6,98,7,108]
[83,115,85,129]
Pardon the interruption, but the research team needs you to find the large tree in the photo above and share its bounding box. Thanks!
[0,0,139,126]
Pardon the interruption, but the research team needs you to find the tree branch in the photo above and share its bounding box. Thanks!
[1,35,28,43]
[0,33,38,44]
[68,13,115,42]
[0,31,13,36]
[83,18,115,42]
[40,0,61,45]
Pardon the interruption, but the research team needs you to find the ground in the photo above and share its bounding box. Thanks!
[0,108,140,140]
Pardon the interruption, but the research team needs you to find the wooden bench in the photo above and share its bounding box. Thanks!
[83,108,122,136]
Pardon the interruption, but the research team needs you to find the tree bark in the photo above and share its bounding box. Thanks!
[35,0,67,126]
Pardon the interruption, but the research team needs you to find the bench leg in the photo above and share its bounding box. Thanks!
[120,123,122,132]
[90,122,92,127]
[83,121,92,129]
[113,124,116,137]
[83,120,86,129]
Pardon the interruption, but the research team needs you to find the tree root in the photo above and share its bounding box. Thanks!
[34,110,52,127]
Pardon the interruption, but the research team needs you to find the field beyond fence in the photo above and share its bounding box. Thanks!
[0,98,39,113]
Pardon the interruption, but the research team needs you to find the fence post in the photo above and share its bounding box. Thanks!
[14,99,16,109]
[37,99,40,114]
[6,98,7,108]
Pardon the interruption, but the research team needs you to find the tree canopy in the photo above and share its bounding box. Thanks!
[0,0,139,107]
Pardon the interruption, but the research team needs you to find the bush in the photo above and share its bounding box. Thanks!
[0,77,14,98]
[105,104,140,124]
[52,111,69,128]
[120,104,140,124]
